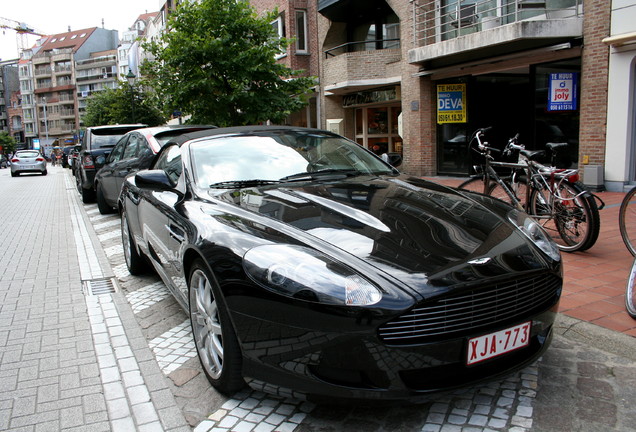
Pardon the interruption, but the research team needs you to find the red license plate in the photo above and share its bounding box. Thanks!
[466,321,531,365]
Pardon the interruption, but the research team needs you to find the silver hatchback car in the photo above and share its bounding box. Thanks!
[11,150,47,177]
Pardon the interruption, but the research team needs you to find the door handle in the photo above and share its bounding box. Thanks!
[165,224,185,243]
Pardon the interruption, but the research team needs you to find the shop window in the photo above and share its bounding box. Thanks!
[354,106,402,156]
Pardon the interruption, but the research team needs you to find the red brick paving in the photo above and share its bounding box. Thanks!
[426,177,636,337]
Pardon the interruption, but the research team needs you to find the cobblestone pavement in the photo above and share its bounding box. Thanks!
[1,166,635,432]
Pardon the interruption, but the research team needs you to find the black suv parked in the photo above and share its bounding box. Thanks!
[76,124,145,203]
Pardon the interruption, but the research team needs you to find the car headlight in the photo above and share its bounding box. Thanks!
[243,244,382,306]
[508,210,561,261]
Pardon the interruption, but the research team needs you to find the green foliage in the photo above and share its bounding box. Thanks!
[0,132,16,155]
[83,84,166,127]
[141,0,316,127]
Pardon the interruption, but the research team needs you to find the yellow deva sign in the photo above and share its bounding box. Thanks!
[437,84,467,124]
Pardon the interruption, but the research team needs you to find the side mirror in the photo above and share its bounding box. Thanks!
[135,170,174,191]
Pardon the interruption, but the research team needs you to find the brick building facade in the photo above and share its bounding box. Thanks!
[251,0,321,128]
[315,0,603,182]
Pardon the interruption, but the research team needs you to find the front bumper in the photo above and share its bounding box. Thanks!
[233,305,557,403]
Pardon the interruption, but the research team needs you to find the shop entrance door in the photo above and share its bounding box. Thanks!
[437,74,532,175]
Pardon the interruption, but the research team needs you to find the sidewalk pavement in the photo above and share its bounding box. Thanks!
[427,176,636,338]
[0,165,190,432]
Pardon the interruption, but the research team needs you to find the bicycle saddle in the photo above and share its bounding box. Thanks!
[520,149,545,161]
[546,142,568,151]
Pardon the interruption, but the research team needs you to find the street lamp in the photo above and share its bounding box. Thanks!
[126,68,136,123]
[42,97,49,142]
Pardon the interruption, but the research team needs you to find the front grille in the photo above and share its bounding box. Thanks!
[378,273,560,345]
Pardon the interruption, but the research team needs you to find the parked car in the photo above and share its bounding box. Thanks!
[70,146,81,176]
[76,124,146,203]
[94,125,216,214]
[61,145,76,168]
[119,126,562,402]
[0,154,9,168]
[10,150,47,177]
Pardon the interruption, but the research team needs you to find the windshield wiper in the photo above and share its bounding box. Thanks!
[209,179,280,189]
[280,169,362,182]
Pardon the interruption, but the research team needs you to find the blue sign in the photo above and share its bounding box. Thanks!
[437,84,467,123]
[548,73,578,111]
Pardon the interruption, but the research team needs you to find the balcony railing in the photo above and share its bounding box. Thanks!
[324,38,401,58]
[412,0,582,46]
[76,72,117,82]
[35,67,52,76]
[76,55,117,66]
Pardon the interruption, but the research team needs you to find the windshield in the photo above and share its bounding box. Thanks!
[189,130,395,187]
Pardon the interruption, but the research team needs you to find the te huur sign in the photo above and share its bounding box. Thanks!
[437,83,467,124]
[548,72,578,112]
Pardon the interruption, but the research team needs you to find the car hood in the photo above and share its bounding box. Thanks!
[208,175,556,297]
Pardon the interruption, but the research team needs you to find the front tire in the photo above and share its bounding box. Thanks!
[189,259,244,395]
[626,259,636,319]
[619,186,636,257]
[121,211,147,275]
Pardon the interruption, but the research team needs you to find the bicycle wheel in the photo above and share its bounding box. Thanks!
[619,186,636,257]
[626,258,636,319]
[458,176,490,195]
[488,180,515,203]
[528,181,600,252]
[488,176,529,208]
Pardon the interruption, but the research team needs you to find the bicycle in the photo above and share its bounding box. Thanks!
[618,186,636,318]
[457,127,526,209]
[458,128,601,252]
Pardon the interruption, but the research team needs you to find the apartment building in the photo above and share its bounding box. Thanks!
[0,60,19,137]
[118,12,159,78]
[31,27,119,147]
[315,0,620,189]
[19,54,39,148]
[76,50,119,121]
[7,91,24,144]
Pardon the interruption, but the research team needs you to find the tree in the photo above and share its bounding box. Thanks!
[0,132,16,156]
[83,84,166,127]
[141,0,316,127]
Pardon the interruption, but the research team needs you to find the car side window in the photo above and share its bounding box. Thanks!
[138,138,153,159]
[123,135,140,160]
[108,137,127,163]
[154,145,182,185]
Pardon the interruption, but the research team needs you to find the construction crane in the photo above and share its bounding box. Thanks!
[0,16,47,54]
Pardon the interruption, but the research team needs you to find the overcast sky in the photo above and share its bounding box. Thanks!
[1,0,163,61]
